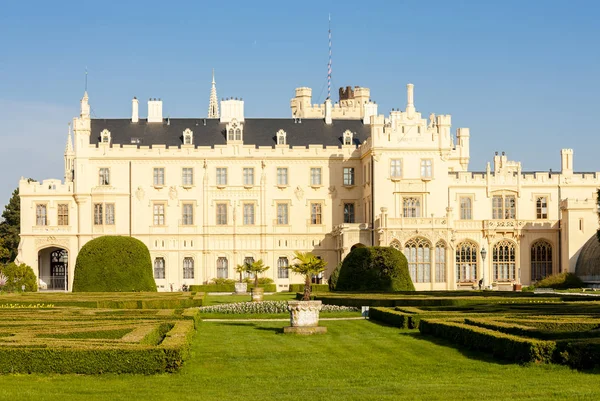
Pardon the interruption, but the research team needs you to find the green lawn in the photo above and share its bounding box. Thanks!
[0,319,597,400]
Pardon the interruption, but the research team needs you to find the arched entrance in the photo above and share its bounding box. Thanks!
[38,247,69,291]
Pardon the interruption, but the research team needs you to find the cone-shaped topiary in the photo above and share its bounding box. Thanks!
[335,246,414,292]
[73,236,156,292]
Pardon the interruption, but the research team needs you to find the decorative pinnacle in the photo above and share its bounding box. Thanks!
[208,69,219,118]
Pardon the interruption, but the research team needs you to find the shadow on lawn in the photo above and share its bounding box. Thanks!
[215,322,257,327]
[254,326,283,334]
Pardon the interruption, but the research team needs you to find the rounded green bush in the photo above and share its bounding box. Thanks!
[73,236,156,292]
[534,272,583,290]
[335,246,415,292]
[0,262,38,292]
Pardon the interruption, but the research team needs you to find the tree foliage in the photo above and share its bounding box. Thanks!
[0,262,37,292]
[239,259,270,287]
[0,188,21,264]
[289,251,327,301]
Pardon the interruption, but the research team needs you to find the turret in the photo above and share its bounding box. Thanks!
[561,148,573,176]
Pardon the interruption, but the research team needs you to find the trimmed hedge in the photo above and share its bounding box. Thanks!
[369,307,413,329]
[73,236,156,292]
[534,272,583,290]
[555,338,600,370]
[289,284,329,293]
[189,284,276,293]
[335,246,414,292]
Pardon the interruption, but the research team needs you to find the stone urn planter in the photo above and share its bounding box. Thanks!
[284,300,327,334]
[234,282,247,294]
[251,287,264,302]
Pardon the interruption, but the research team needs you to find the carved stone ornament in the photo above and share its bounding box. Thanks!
[295,186,304,200]
[135,186,145,201]
[35,236,69,248]
[287,300,322,327]
[328,186,337,199]
[169,186,178,200]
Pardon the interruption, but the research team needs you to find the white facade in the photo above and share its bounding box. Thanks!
[17,82,600,291]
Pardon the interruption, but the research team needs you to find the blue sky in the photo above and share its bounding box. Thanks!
[1,0,599,206]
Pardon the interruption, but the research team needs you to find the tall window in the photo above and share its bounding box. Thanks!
[311,203,322,224]
[99,168,110,186]
[435,241,446,283]
[153,203,165,226]
[216,203,227,225]
[243,203,255,225]
[492,194,516,219]
[420,159,432,178]
[57,204,69,226]
[36,204,47,226]
[154,257,165,279]
[390,159,402,178]
[228,129,234,141]
[153,168,165,186]
[343,167,355,186]
[216,168,227,185]
[460,197,472,220]
[310,167,322,186]
[277,257,289,279]
[235,128,242,141]
[182,203,194,225]
[183,257,194,279]
[277,203,289,225]
[105,203,115,225]
[217,257,228,278]
[404,237,431,283]
[531,240,552,281]
[182,168,193,186]
[277,168,288,186]
[403,197,421,218]
[493,240,516,282]
[536,197,548,219]
[243,168,255,186]
[343,203,355,223]
[456,241,478,282]
[94,204,103,225]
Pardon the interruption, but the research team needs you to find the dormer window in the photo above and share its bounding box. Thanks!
[100,129,111,144]
[276,129,287,145]
[183,128,193,145]
[226,119,243,142]
[343,130,353,146]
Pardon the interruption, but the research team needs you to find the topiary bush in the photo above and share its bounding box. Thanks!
[73,236,156,292]
[0,262,38,292]
[534,272,583,290]
[335,246,415,292]
[328,262,342,291]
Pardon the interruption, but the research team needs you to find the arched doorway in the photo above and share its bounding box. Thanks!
[38,247,69,291]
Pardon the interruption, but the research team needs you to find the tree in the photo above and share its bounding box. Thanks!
[0,262,37,292]
[0,188,21,264]
[289,251,327,301]
[241,259,270,287]
[235,263,247,283]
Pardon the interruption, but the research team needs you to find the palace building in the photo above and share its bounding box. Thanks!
[17,75,600,291]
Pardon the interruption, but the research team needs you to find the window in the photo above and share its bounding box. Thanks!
[183,257,194,279]
[57,204,68,226]
[228,129,234,141]
[153,203,165,225]
[493,240,516,282]
[277,130,286,145]
[36,204,47,226]
[492,194,516,219]
[243,168,255,186]
[183,128,193,145]
[404,237,431,283]
[235,128,242,141]
[278,257,289,279]
[216,168,227,186]
[310,167,322,186]
[310,203,322,224]
[460,197,472,220]
[154,257,165,279]
[99,168,110,186]
[435,241,446,283]
[182,168,193,186]
[105,203,115,225]
[277,203,289,225]
[216,203,227,225]
[182,203,194,225]
[217,257,228,278]
[456,241,478,282]
[343,203,355,223]
[343,167,355,186]
[94,203,103,225]
[243,203,255,225]
[420,159,432,178]
[343,130,353,145]
[536,197,548,219]
[94,203,113,225]
[403,197,421,218]
[277,168,288,186]
[101,129,111,143]
[531,240,552,281]
[153,168,165,186]
[390,159,402,179]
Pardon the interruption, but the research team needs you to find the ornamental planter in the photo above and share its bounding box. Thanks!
[251,287,264,302]
[234,282,247,294]
[284,300,327,334]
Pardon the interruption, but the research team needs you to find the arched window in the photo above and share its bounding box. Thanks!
[403,237,431,283]
[183,257,194,279]
[493,240,516,282]
[343,130,353,146]
[235,128,242,141]
[100,129,111,144]
[228,129,234,141]
[217,257,228,278]
[531,240,552,281]
[183,128,193,145]
[435,241,446,283]
[276,130,287,145]
[456,241,478,282]
[277,257,289,279]
[389,240,401,251]
[154,257,165,279]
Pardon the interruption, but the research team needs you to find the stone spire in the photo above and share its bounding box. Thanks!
[64,123,74,182]
[65,123,73,153]
[208,69,219,119]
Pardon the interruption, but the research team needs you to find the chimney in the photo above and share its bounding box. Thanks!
[220,98,245,123]
[561,148,573,176]
[148,98,163,123]
[132,97,139,123]
[406,83,415,118]
[324,98,332,124]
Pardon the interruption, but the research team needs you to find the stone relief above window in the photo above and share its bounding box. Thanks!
[226,119,243,142]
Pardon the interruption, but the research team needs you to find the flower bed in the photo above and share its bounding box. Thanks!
[199,300,358,314]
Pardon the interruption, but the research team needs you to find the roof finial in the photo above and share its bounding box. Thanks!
[208,69,219,118]
[85,66,88,93]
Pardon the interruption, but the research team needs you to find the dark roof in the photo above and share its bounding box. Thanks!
[90,118,370,148]
[575,235,600,281]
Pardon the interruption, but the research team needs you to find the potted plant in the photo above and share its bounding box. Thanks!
[243,259,270,302]
[234,263,248,294]
[284,251,327,334]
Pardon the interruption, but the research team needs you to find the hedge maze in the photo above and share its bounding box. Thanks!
[368,296,600,370]
[0,293,204,374]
